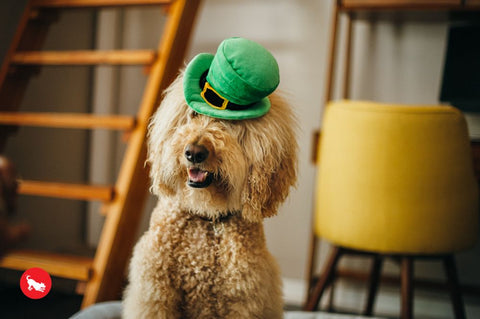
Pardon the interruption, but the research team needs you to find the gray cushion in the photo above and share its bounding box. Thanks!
[70,302,385,319]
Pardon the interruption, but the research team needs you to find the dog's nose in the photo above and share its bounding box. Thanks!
[184,143,209,164]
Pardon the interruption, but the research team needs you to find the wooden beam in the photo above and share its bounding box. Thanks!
[0,112,136,130]
[0,250,93,281]
[31,0,171,8]
[340,0,464,10]
[18,180,115,202]
[342,12,354,100]
[324,1,339,105]
[12,50,157,65]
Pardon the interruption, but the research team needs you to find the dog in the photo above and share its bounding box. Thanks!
[123,38,297,318]
[26,275,46,292]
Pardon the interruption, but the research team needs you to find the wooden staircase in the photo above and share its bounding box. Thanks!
[0,0,201,308]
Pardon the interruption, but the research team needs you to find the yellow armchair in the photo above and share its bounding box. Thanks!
[305,101,479,319]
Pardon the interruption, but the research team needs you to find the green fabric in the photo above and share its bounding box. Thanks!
[183,37,279,120]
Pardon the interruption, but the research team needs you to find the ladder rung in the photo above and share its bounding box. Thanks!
[0,250,93,281]
[31,0,171,8]
[12,50,157,65]
[19,180,115,202]
[0,112,136,130]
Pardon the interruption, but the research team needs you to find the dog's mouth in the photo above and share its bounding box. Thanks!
[187,167,213,188]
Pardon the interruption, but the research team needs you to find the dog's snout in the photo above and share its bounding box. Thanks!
[184,143,209,164]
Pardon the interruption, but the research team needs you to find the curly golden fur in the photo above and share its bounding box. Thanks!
[123,72,297,318]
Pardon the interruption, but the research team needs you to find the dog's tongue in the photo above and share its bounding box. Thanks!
[188,168,208,183]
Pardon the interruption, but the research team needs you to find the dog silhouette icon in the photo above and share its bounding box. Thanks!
[26,275,46,292]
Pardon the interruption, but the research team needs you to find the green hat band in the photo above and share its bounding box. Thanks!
[200,76,253,111]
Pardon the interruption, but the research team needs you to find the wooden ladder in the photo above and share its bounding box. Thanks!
[0,0,201,308]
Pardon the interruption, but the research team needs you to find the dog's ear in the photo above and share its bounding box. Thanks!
[241,94,297,223]
[147,74,188,196]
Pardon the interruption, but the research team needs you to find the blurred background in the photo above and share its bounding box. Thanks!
[0,0,479,318]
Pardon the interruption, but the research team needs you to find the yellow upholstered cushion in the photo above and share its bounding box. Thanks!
[315,101,479,254]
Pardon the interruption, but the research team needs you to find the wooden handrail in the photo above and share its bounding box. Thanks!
[31,0,171,8]
[18,180,115,202]
[12,50,157,65]
[0,250,93,281]
[339,0,477,10]
[0,112,136,130]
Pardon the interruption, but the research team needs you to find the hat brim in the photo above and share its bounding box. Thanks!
[183,53,271,120]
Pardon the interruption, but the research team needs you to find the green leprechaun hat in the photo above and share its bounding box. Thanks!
[183,37,280,120]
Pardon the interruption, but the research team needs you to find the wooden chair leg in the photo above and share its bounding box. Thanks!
[304,245,343,311]
[305,231,319,300]
[443,255,466,319]
[327,282,336,312]
[363,254,383,316]
[401,256,414,319]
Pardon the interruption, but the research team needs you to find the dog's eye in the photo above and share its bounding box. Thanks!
[191,111,199,118]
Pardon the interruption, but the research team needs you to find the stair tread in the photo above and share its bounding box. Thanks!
[12,50,157,65]
[18,180,115,202]
[0,249,93,281]
[0,112,136,130]
[31,0,171,8]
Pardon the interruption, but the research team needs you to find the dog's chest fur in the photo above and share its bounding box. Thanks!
[149,205,271,316]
